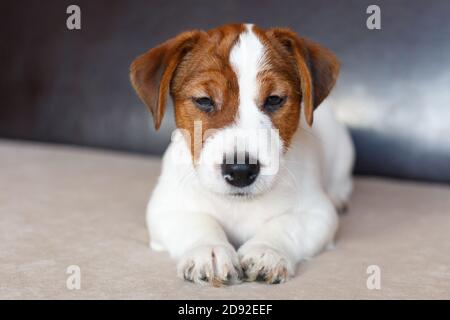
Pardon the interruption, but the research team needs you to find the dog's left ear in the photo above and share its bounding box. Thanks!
[266,28,340,126]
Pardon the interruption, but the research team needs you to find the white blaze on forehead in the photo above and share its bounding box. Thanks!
[197,25,282,190]
[229,24,271,129]
[224,24,282,173]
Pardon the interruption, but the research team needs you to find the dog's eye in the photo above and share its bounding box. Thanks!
[193,97,215,113]
[263,95,286,112]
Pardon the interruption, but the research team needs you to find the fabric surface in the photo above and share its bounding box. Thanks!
[0,139,449,299]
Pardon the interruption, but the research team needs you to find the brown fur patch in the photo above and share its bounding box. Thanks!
[264,28,340,126]
[171,24,245,160]
[252,26,302,149]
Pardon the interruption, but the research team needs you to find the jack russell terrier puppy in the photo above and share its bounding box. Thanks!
[130,23,354,286]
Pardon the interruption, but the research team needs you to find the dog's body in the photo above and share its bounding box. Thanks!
[131,24,354,285]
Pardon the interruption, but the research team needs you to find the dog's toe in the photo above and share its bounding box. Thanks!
[177,245,243,286]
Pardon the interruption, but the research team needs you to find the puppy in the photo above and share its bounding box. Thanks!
[130,23,354,286]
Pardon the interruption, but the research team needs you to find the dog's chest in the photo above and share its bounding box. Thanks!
[204,191,296,247]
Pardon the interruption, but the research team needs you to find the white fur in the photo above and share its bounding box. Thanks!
[146,26,355,284]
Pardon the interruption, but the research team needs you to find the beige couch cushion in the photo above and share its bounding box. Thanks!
[0,139,449,299]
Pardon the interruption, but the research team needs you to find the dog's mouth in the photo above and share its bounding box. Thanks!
[204,187,257,200]
[227,191,256,200]
[230,191,250,197]
[226,185,269,200]
[200,176,276,201]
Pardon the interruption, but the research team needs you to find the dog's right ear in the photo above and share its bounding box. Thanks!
[266,28,340,126]
[130,31,203,130]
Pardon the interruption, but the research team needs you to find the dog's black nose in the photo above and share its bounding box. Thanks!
[221,154,260,188]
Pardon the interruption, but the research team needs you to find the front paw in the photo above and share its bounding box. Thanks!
[177,245,243,287]
[238,244,294,284]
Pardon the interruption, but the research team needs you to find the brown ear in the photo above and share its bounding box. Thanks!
[267,28,340,126]
[130,31,203,130]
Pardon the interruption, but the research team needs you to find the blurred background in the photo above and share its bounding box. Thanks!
[1,0,450,183]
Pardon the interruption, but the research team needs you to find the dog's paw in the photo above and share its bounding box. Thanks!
[177,245,243,287]
[238,244,294,284]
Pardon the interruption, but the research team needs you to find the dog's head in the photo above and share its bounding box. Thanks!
[130,24,339,198]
